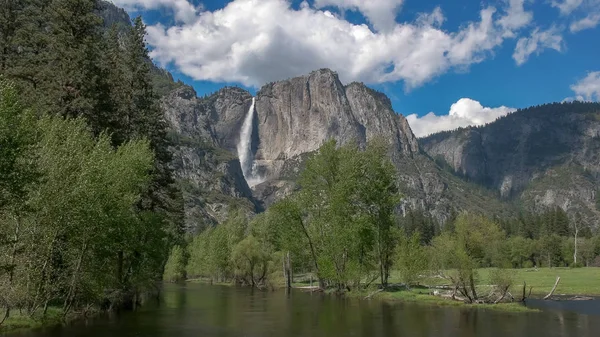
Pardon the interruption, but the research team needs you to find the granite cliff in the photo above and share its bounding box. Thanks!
[99,0,597,232]
[421,102,600,225]
[160,69,512,231]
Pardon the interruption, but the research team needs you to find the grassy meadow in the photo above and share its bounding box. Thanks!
[387,267,600,297]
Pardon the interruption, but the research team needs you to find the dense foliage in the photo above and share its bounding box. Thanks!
[185,139,402,290]
[182,139,600,299]
[0,0,183,326]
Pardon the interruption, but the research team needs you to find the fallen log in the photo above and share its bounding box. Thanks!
[364,289,383,300]
[568,296,593,301]
[544,276,561,300]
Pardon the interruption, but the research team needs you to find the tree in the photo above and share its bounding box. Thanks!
[0,77,37,323]
[395,232,428,287]
[268,139,400,290]
[269,197,324,288]
[120,16,183,256]
[539,234,565,267]
[230,236,271,287]
[295,140,363,290]
[454,213,505,267]
[163,245,186,283]
[357,139,401,287]
[0,78,37,210]
[29,116,155,314]
[185,208,249,282]
[430,213,504,303]
[430,232,479,302]
[503,236,535,268]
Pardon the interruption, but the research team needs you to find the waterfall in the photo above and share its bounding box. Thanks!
[237,97,261,186]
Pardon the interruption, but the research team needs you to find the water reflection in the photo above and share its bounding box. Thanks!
[7,283,600,337]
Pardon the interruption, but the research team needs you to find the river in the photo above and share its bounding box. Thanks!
[8,283,600,337]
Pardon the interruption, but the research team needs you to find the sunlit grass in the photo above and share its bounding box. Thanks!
[389,267,600,297]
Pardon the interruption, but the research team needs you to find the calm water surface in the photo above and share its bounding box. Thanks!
[9,283,600,337]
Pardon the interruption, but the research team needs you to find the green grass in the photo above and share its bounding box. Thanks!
[481,267,600,296]
[389,267,600,297]
[185,267,599,313]
[0,307,63,333]
[367,288,537,313]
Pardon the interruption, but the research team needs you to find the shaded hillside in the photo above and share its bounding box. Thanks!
[421,102,600,224]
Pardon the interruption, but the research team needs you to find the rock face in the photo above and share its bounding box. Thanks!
[252,69,419,185]
[421,102,600,224]
[161,69,516,230]
[97,0,130,29]
[162,86,261,232]
[103,0,600,233]
[100,0,511,233]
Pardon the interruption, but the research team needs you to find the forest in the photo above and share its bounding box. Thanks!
[0,0,182,326]
[174,139,600,303]
[2,0,600,331]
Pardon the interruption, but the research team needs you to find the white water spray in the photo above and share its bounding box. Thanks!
[237,97,262,187]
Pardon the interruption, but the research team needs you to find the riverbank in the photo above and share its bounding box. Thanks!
[358,267,600,313]
[0,308,63,334]
[185,267,599,313]
[359,288,537,312]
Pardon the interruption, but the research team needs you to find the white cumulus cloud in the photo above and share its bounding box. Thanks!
[497,0,534,36]
[406,98,516,137]
[551,0,584,15]
[109,0,200,23]
[551,0,600,33]
[569,71,600,101]
[141,0,530,89]
[513,26,564,65]
[570,13,600,32]
[313,0,404,33]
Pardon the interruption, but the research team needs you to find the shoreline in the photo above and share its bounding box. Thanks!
[187,272,600,314]
[185,279,541,313]
[348,288,540,313]
[0,308,65,335]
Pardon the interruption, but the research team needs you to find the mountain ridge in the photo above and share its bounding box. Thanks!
[421,101,600,225]
[99,0,599,232]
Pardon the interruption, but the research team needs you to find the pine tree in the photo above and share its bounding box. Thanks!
[122,17,183,237]
[0,0,22,71]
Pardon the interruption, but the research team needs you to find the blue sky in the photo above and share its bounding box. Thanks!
[111,0,600,136]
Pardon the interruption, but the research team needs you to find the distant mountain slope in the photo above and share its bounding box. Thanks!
[97,1,260,232]
[421,102,600,224]
[97,1,518,232]
[160,67,515,230]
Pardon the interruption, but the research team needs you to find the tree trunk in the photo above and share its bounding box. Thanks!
[63,242,88,317]
[285,251,292,289]
[0,307,9,326]
[379,262,385,289]
[469,272,478,301]
[117,250,124,285]
[298,219,324,289]
[573,226,578,265]
[544,276,561,300]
